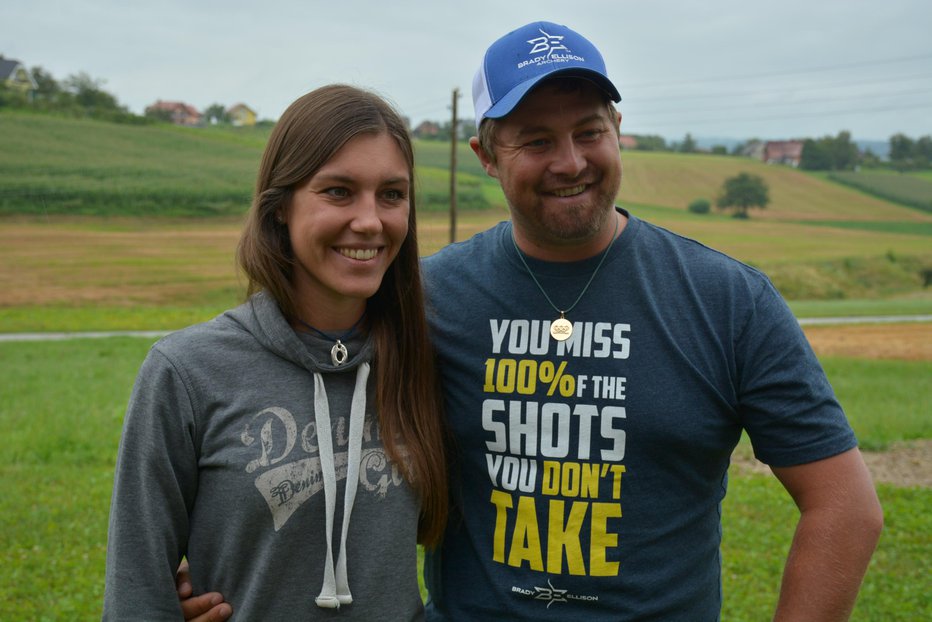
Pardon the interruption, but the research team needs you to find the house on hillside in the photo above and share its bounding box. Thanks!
[764,140,803,167]
[145,100,202,126]
[227,103,257,127]
[0,56,38,96]
[413,120,442,139]
[738,139,765,160]
[618,134,638,150]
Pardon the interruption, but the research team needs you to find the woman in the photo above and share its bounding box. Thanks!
[103,85,447,620]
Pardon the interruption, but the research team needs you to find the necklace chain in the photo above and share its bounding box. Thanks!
[296,313,366,342]
[511,214,619,316]
[296,313,366,366]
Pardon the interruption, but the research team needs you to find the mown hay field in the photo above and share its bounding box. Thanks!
[616,150,932,222]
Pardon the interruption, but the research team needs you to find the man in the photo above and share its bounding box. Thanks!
[181,21,882,621]
[422,20,881,621]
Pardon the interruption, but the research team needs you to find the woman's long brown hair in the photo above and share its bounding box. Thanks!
[237,85,448,545]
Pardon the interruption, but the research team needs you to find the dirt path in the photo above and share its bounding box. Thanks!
[731,440,932,488]
[732,322,932,487]
[861,441,932,488]
[802,322,932,361]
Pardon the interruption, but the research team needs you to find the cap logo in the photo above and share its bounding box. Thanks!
[518,28,585,69]
[527,29,568,58]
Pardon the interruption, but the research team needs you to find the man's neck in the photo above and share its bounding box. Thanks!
[512,208,626,262]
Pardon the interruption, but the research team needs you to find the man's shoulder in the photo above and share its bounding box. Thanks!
[422,221,508,272]
[635,215,765,276]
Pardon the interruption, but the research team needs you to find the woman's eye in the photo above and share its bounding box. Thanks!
[325,187,349,198]
[383,189,407,201]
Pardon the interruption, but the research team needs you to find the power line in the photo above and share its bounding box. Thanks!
[636,87,932,117]
[630,101,932,131]
[628,71,932,104]
[623,52,932,90]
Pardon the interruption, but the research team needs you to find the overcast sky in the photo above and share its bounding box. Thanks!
[3,0,930,142]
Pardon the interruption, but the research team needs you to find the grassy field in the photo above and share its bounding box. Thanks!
[0,215,929,620]
[827,169,932,212]
[616,151,932,222]
[0,335,928,620]
[1,112,930,619]
[1,209,930,334]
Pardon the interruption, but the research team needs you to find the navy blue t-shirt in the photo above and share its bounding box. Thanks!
[421,211,856,621]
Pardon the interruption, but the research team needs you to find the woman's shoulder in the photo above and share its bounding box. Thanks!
[150,304,255,363]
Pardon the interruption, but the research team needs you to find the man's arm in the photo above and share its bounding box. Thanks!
[770,447,883,621]
[176,560,232,622]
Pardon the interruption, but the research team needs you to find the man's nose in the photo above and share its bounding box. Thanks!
[549,139,586,177]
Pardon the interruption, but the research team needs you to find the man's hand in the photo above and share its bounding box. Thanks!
[177,560,232,622]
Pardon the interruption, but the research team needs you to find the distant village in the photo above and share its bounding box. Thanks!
[410,119,808,166]
[0,55,260,129]
[4,54,929,171]
[143,99,258,127]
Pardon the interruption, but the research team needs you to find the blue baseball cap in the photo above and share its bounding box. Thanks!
[472,21,621,130]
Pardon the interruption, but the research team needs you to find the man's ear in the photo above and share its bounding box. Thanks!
[469,136,499,179]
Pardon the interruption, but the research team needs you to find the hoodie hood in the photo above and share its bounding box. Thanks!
[224,290,372,609]
[223,290,374,376]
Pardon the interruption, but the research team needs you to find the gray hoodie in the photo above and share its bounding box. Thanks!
[103,291,424,620]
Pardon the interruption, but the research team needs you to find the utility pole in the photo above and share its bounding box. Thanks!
[449,88,459,244]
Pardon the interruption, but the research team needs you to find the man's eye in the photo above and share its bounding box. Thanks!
[325,187,349,198]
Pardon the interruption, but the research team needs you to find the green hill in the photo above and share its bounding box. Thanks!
[0,112,266,216]
[617,151,931,223]
[1,112,930,309]
[3,111,932,227]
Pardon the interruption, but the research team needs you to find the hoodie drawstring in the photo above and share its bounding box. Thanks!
[313,362,370,609]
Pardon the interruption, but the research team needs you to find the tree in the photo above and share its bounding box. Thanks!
[30,66,62,106]
[799,131,859,171]
[678,133,697,153]
[633,134,667,151]
[716,172,769,219]
[829,130,858,170]
[800,138,832,170]
[889,133,915,170]
[62,72,124,114]
[860,148,881,169]
[0,81,26,108]
[204,103,230,125]
[915,136,932,168]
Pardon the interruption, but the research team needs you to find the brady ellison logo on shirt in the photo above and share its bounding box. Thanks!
[483,317,631,606]
[512,579,600,609]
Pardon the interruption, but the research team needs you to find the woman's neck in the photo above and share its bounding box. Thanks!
[292,300,366,334]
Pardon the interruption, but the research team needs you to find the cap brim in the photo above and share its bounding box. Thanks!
[483,68,621,121]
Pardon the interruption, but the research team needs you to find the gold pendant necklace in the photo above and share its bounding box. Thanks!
[549,313,574,341]
[511,215,618,342]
